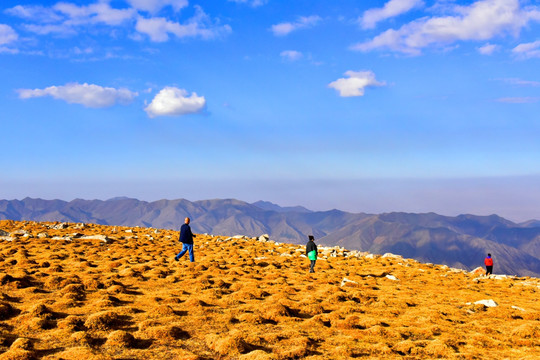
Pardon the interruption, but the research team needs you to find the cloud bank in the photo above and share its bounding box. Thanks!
[18,83,138,108]
[353,0,540,55]
[126,0,188,13]
[328,71,386,97]
[145,87,206,117]
[135,7,231,42]
[5,1,231,43]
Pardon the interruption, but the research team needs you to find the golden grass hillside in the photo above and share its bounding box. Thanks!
[0,220,539,360]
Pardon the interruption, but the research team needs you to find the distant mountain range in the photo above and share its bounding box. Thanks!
[1,197,540,277]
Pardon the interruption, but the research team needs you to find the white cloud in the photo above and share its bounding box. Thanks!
[498,78,540,87]
[145,87,206,117]
[0,24,18,45]
[352,0,540,55]
[54,2,136,26]
[18,83,138,108]
[512,40,540,59]
[361,0,424,29]
[126,0,189,14]
[478,43,499,55]
[24,23,76,36]
[271,15,321,36]
[0,47,19,54]
[280,50,303,61]
[496,97,540,103]
[136,6,231,42]
[228,0,268,7]
[328,71,386,97]
[5,2,231,46]
[5,5,63,23]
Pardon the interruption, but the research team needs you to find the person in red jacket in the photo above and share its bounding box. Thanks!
[484,253,493,276]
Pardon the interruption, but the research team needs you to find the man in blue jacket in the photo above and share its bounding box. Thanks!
[175,217,195,262]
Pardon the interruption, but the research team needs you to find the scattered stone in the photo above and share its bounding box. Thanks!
[473,299,498,308]
[73,223,86,229]
[382,253,402,259]
[78,235,111,243]
[51,236,73,241]
[341,278,358,287]
[471,266,485,275]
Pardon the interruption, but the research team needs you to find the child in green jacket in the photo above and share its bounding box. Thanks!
[306,235,317,273]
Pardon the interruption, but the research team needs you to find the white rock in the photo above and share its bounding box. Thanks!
[382,253,403,259]
[0,236,15,241]
[280,253,292,257]
[300,254,307,258]
[365,254,376,259]
[340,277,358,287]
[51,236,73,241]
[79,235,111,243]
[385,275,399,281]
[125,229,133,233]
[37,233,48,239]
[474,299,498,307]
[511,306,526,311]
[471,266,485,274]
[490,274,515,280]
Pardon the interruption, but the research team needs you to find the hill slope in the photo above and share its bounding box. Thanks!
[1,197,540,277]
[0,220,539,359]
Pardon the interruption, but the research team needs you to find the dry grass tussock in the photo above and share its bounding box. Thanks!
[0,220,539,359]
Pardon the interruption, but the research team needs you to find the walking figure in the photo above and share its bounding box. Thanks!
[484,253,493,276]
[175,217,195,262]
[306,235,317,273]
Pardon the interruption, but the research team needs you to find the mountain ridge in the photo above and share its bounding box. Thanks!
[1,197,539,277]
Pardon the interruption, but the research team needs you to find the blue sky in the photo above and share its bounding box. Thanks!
[1,0,540,221]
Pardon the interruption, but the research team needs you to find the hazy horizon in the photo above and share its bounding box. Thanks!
[3,174,540,222]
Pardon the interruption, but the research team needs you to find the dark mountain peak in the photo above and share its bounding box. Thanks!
[251,200,312,213]
[106,196,138,201]
[520,219,540,228]
[456,213,516,227]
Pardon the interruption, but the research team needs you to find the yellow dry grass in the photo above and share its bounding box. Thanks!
[0,220,539,359]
